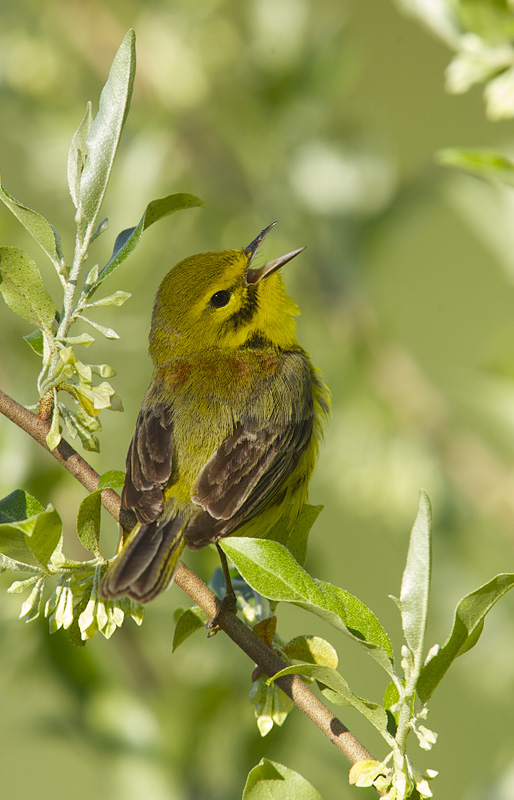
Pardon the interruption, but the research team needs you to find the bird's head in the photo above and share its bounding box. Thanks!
[149,222,305,363]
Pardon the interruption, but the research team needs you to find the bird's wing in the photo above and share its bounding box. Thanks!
[122,402,174,525]
[186,408,313,549]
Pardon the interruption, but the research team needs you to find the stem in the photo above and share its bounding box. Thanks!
[394,649,420,757]
[56,207,100,341]
[39,221,98,400]
[0,387,384,780]
[56,232,87,340]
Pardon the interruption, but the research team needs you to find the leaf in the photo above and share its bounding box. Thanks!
[0,246,56,331]
[312,580,394,667]
[23,329,45,355]
[0,490,44,524]
[0,180,62,268]
[92,192,204,292]
[270,663,390,737]
[267,503,322,565]
[397,490,432,665]
[19,576,45,623]
[437,148,514,187]
[79,315,119,339]
[98,470,125,490]
[67,591,90,647]
[91,363,116,378]
[0,529,40,568]
[0,490,62,570]
[85,290,131,308]
[91,217,109,242]
[62,333,95,347]
[77,491,101,554]
[46,402,61,450]
[172,606,209,651]
[8,575,40,594]
[349,760,391,792]
[282,635,338,669]
[0,552,40,573]
[417,572,514,704]
[220,538,394,667]
[242,759,323,800]
[221,537,321,602]
[77,30,136,230]
[383,680,400,712]
[67,101,93,209]
[63,406,101,452]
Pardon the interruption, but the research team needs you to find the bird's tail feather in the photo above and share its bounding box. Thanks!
[100,514,187,603]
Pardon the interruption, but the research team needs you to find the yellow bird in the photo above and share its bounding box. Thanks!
[100,223,329,604]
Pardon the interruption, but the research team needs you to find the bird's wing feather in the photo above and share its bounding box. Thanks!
[186,409,313,549]
[121,402,174,525]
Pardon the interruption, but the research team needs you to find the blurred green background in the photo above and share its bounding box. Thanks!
[1,1,514,798]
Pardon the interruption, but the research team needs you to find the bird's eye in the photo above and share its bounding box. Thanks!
[209,290,231,308]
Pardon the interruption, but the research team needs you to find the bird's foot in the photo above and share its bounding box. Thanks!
[206,590,237,636]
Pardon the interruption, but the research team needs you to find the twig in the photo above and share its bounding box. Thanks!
[0,389,135,531]
[0,387,380,770]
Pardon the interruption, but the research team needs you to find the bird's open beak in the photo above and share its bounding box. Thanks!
[244,222,306,285]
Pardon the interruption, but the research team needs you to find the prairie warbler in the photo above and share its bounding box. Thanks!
[100,223,329,603]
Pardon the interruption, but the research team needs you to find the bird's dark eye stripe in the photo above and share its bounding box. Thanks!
[209,290,231,308]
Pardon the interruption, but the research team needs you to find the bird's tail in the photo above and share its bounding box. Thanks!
[100,513,187,603]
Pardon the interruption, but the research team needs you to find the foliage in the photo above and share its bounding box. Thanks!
[0,30,202,453]
[0,31,201,643]
[396,0,514,120]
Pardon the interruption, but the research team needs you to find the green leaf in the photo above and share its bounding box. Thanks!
[0,529,40,568]
[77,491,101,554]
[85,290,131,308]
[67,101,93,209]
[79,315,119,339]
[270,663,390,738]
[0,490,62,570]
[397,490,432,665]
[282,635,338,669]
[267,503,322,565]
[417,572,514,704]
[173,606,209,651]
[383,680,400,712]
[59,406,100,452]
[8,575,40,594]
[242,759,323,800]
[349,760,391,793]
[62,333,95,347]
[0,180,62,268]
[0,246,56,331]
[19,576,45,623]
[67,591,90,647]
[437,148,514,187]
[91,363,116,378]
[220,538,394,667]
[221,537,322,602]
[0,552,40,573]
[23,329,45,355]
[313,580,394,665]
[0,489,44,523]
[91,217,109,242]
[92,192,204,292]
[98,470,125,490]
[77,30,136,230]
[46,401,61,451]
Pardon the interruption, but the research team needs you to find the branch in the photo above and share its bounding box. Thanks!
[0,387,381,772]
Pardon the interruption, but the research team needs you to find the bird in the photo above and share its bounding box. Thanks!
[100,222,329,607]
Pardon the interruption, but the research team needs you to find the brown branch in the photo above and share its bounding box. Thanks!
[0,387,381,771]
[0,389,135,531]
